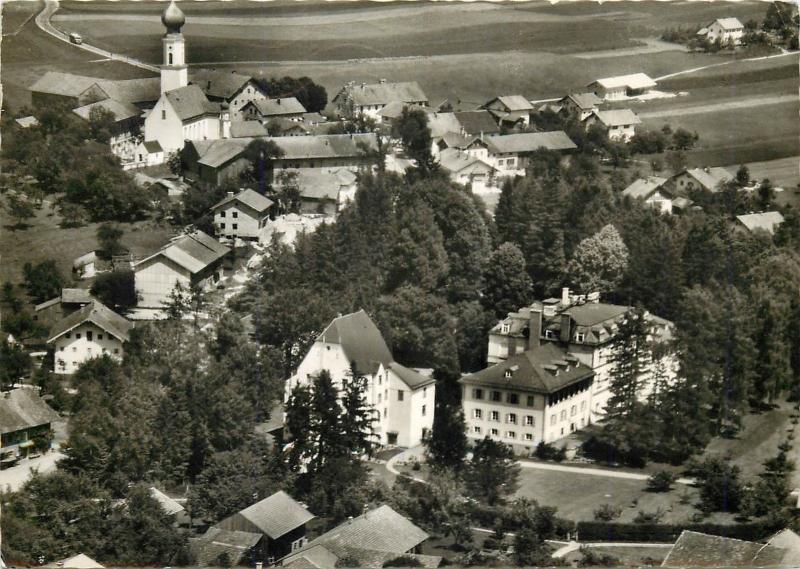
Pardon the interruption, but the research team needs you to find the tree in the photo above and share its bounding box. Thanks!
[565,224,629,295]
[593,503,622,521]
[513,528,552,566]
[756,179,775,210]
[665,150,687,174]
[604,307,652,422]
[91,270,137,311]
[647,470,677,492]
[87,106,116,144]
[256,76,328,113]
[425,401,467,470]
[0,340,31,389]
[693,457,743,513]
[464,437,521,506]
[735,165,750,186]
[23,260,66,303]
[285,384,314,473]
[392,107,436,175]
[671,128,697,150]
[96,223,125,258]
[4,192,35,228]
[341,365,376,458]
[481,243,533,318]
[241,139,283,194]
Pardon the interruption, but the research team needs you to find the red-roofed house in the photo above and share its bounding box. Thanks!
[287,310,436,448]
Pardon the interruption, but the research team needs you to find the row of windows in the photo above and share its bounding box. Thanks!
[64,331,105,341]
[472,409,534,426]
[219,211,239,218]
[60,346,119,355]
[472,426,533,441]
[549,401,586,425]
[219,223,238,230]
[473,388,535,406]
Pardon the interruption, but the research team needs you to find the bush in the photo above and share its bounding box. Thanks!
[534,441,566,462]
[647,470,677,492]
[575,521,778,542]
[578,547,620,567]
[383,555,422,567]
[593,503,622,522]
[634,508,665,524]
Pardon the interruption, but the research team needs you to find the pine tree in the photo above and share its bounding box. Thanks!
[464,436,521,506]
[285,384,313,473]
[494,178,515,243]
[425,398,467,470]
[482,242,533,318]
[309,370,345,473]
[341,365,376,458]
[522,178,566,297]
[604,307,652,423]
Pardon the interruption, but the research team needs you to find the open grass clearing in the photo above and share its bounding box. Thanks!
[0,197,174,287]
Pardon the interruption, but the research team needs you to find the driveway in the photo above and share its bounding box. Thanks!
[0,450,65,492]
[518,459,695,485]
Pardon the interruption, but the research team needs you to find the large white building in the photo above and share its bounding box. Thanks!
[286,310,435,448]
[47,301,133,374]
[698,17,745,45]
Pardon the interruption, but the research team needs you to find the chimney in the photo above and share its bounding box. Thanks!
[227,191,234,197]
[561,287,570,306]
[528,308,542,350]
[560,314,572,343]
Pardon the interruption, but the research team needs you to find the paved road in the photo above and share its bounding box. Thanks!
[0,451,64,492]
[639,94,797,120]
[35,0,158,73]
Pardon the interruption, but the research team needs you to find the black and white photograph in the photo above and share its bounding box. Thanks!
[1,0,799,567]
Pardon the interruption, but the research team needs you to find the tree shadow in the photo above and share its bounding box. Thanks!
[3,223,33,231]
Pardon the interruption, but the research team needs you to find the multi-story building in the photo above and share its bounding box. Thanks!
[332,80,428,120]
[460,342,595,453]
[211,189,274,240]
[486,288,676,422]
[0,388,60,465]
[698,18,745,46]
[286,310,435,448]
[47,301,134,374]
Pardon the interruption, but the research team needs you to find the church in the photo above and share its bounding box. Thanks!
[140,1,267,164]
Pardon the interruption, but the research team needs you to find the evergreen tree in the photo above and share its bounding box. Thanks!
[494,178,516,244]
[425,398,467,470]
[285,383,313,473]
[341,365,376,458]
[604,307,652,422]
[481,242,533,318]
[464,436,521,506]
[522,178,566,297]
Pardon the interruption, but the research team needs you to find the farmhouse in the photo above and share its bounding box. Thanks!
[230,120,269,138]
[453,110,502,136]
[214,491,315,560]
[271,133,378,171]
[189,70,267,120]
[287,310,436,448]
[211,189,274,240]
[487,288,676,420]
[558,92,603,120]
[438,148,499,191]
[29,71,160,109]
[182,138,250,187]
[133,231,230,308]
[661,529,800,567]
[670,166,733,193]
[48,301,134,374]
[34,288,94,334]
[190,529,263,567]
[280,168,358,215]
[333,80,428,120]
[480,95,534,127]
[461,342,595,450]
[282,505,439,569]
[265,118,312,137]
[736,211,785,235]
[587,73,657,101]
[697,17,745,45]
[73,99,142,161]
[0,388,60,466]
[622,176,672,214]
[241,97,307,122]
[583,109,641,142]
[484,131,577,174]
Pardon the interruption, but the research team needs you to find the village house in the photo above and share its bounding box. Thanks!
[453,110,502,136]
[29,71,160,110]
[34,288,94,334]
[189,528,263,567]
[662,529,800,567]
[438,148,499,192]
[333,80,429,120]
[697,17,745,45]
[736,211,786,235]
[241,97,307,123]
[189,70,268,120]
[133,140,165,168]
[587,73,657,101]
[72,99,142,160]
[461,342,595,452]
[0,388,60,468]
[282,505,440,569]
[278,168,358,216]
[47,300,134,374]
[669,166,733,193]
[133,230,230,308]
[149,487,189,526]
[287,310,436,448]
[480,95,534,127]
[230,121,269,138]
[558,92,603,121]
[73,251,98,280]
[271,133,378,172]
[212,491,315,561]
[487,288,676,421]
[211,189,274,240]
[583,109,641,142]
[181,138,250,187]
[622,176,672,214]
[484,131,577,175]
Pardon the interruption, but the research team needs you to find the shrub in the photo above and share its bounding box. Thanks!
[634,508,666,524]
[578,546,620,567]
[383,555,422,567]
[647,470,677,492]
[534,441,566,462]
[575,521,779,542]
[593,503,622,522]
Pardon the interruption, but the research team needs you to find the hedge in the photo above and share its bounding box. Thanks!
[575,521,780,543]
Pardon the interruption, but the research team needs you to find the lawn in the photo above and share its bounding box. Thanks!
[0,196,175,287]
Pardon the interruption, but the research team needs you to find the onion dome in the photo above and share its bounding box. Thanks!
[161,0,185,33]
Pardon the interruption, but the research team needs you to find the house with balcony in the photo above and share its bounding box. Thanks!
[697,17,745,45]
[286,310,435,448]
[487,288,676,421]
[0,388,60,467]
[460,343,595,454]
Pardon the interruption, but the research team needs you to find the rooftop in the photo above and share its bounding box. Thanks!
[189,528,262,567]
[135,230,230,275]
[250,97,307,117]
[0,388,60,436]
[736,211,785,235]
[453,110,502,135]
[230,120,268,138]
[212,188,274,214]
[662,530,789,568]
[591,72,657,90]
[438,148,496,174]
[679,167,734,192]
[335,81,428,107]
[622,176,669,200]
[190,70,255,100]
[713,17,745,30]
[282,168,357,201]
[47,300,134,343]
[165,85,219,122]
[485,131,577,154]
[228,490,315,539]
[483,95,534,112]
[588,109,641,127]
[317,310,393,375]
[562,92,603,110]
[72,98,141,123]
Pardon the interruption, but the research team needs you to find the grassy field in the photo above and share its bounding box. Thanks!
[0,196,174,286]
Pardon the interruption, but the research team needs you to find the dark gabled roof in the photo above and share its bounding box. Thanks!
[250,97,307,117]
[135,231,230,275]
[622,176,669,200]
[273,134,377,160]
[482,95,534,112]
[318,310,393,375]
[460,343,594,394]
[47,301,133,343]
[189,528,262,567]
[142,140,163,153]
[29,72,106,97]
[72,99,141,123]
[29,73,160,104]
[212,188,274,214]
[61,288,94,305]
[196,138,251,169]
[287,168,356,201]
[485,131,576,154]
[388,363,436,390]
[230,120,268,138]
[335,81,428,107]
[561,92,603,110]
[453,110,501,135]
[165,85,218,122]
[190,70,256,100]
[230,491,315,540]
[662,530,783,567]
[299,505,428,556]
[0,388,60,435]
[562,302,629,327]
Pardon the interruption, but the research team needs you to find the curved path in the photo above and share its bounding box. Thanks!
[35,0,158,73]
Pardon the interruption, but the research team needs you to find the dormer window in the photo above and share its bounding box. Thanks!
[545,330,556,340]
[504,370,513,378]
[501,322,511,334]
[576,333,586,343]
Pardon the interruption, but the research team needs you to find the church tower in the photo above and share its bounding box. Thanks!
[160,0,188,94]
